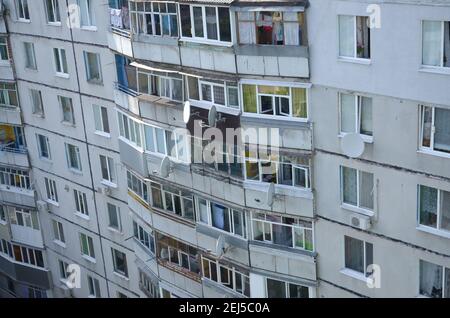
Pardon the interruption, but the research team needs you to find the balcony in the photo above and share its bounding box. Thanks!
[0,60,14,81]
[114,82,140,114]
[0,255,52,290]
[0,106,21,126]
[108,5,133,57]
[10,224,44,248]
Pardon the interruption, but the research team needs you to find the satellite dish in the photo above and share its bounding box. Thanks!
[183,101,191,124]
[341,133,365,158]
[267,183,275,207]
[215,234,226,257]
[208,105,218,127]
[159,156,171,178]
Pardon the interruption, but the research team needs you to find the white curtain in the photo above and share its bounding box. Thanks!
[360,96,373,136]
[359,171,374,210]
[339,15,354,57]
[420,260,443,298]
[284,22,299,46]
[340,94,356,133]
[342,167,357,206]
[441,190,450,231]
[239,22,256,44]
[422,21,442,66]
[444,22,450,67]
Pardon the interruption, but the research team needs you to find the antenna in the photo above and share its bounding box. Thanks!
[207,105,226,127]
[341,133,365,158]
[183,101,191,124]
[159,156,172,178]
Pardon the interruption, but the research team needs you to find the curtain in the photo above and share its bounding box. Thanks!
[359,171,374,210]
[199,200,208,223]
[205,7,218,40]
[342,167,357,205]
[344,236,364,273]
[445,268,450,298]
[422,21,442,66]
[341,94,356,133]
[356,16,370,58]
[419,185,438,227]
[292,88,307,118]
[434,108,450,153]
[267,279,286,298]
[284,22,299,46]
[272,224,292,247]
[212,203,229,231]
[242,84,257,113]
[420,260,443,298]
[444,22,450,67]
[115,55,128,87]
[339,15,354,57]
[239,22,255,44]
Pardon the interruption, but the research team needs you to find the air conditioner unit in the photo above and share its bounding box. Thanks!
[349,213,372,230]
[36,200,48,212]
[97,185,111,195]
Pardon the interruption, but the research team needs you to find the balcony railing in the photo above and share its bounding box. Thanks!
[115,82,140,97]
[0,142,27,154]
[109,7,131,37]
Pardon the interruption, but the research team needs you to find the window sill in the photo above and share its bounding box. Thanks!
[417,148,450,160]
[419,66,450,76]
[243,180,313,199]
[107,227,122,235]
[340,268,368,282]
[68,168,83,175]
[82,255,96,264]
[94,131,111,138]
[55,73,70,79]
[338,57,371,65]
[39,157,53,164]
[179,37,233,48]
[75,212,90,221]
[17,19,31,23]
[87,80,104,86]
[80,26,98,32]
[101,180,117,189]
[113,271,129,281]
[416,225,450,239]
[47,22,62,27]
[53,240,66,248]
[32,113,45,119]
[340,203,374,217]
[87,295,97,299]
[188,99,241,116]
[338,133,373,144]
[46,199,59,207]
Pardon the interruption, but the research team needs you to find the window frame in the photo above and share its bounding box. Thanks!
[45,0,61,24]
[78,0,96,28]
[338,92,373,140]
[129,1,179,37]
[420,105,450,156]
[87,275,101,297]
[44,177,58,204]
[36,134,51,160]
[79,232,95,260]
[16,0,31,22]
[417,184,450,236]
[133,221,155,254]
[338,15,371,61]
[0,37,9,62]
[99,154,116,185]
[53,48,69,77]
[74,189,89,217]
[92,104,110,136]
[30,89,44,116]
[265,277,311,298]
[340,166,375,214]
[419,259,449,298]
[84,51,103,84]
[0,166,31,191]
[65,143,82,172]
[107,203,122,232]
[421,20,450,69]
[52,219,65,245]
[111,248,128,278]
[343,235,373,277]
[126,169,149,202]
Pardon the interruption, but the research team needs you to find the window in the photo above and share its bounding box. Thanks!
[107,203,121,231]
[0,166,31,190]
[0,83,18,108]
[129,1,178,37]
[420,105,450,155]
[0,239,13,258]
[133,221,155,253]
[79,233,95,259]
[44,177,58,203]
[341,166,374,212]
[139,270,159,298]
[338,15,370,59]
[150,181,194,221]
[422,21,450,68]
[92,105,110,134]
[84,52,102,83]
[10,244,44,268]
[59,260,69,279]
[0,38,9,61]
[202,256,250,296]
[59,96,75,124]
[238,11,307,46]
[112,248,128,277]
[9,208,40,230]
[52,219,65,244]
[344,236,373,277]
[245,148,310,189]
[27,287,47,298]
[418,185,450,233]
[78,0,96,27]
[143,123,189,162]
[16,0,30,21]
[196,198,247,238]
[117,112,143,148]
[53,48,68,76]
[126,170,149,202]
[87,276,101,297]
[242,83,307,119]
[137,71,182,101]
[156,233,200,274]
[252,212,314,251]
[187,76,239,109]
[179,4,231,43]
[419,260,449,298]
[45,0,61,23]
[30,89,44,116]
[0,206,6,223]
[339,93,373,137]
[23,42,37,69]
[100,155,116,184]
[65,143,82,172]
[36,134,51,160]
[74,189,89,216]
[266,278,310,298]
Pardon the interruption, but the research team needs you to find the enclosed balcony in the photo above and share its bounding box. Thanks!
[0,125,28,167]
[107,0,133,57]
[0,82,21,125]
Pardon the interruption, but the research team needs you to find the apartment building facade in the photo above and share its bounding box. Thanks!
[0,0,448,298]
